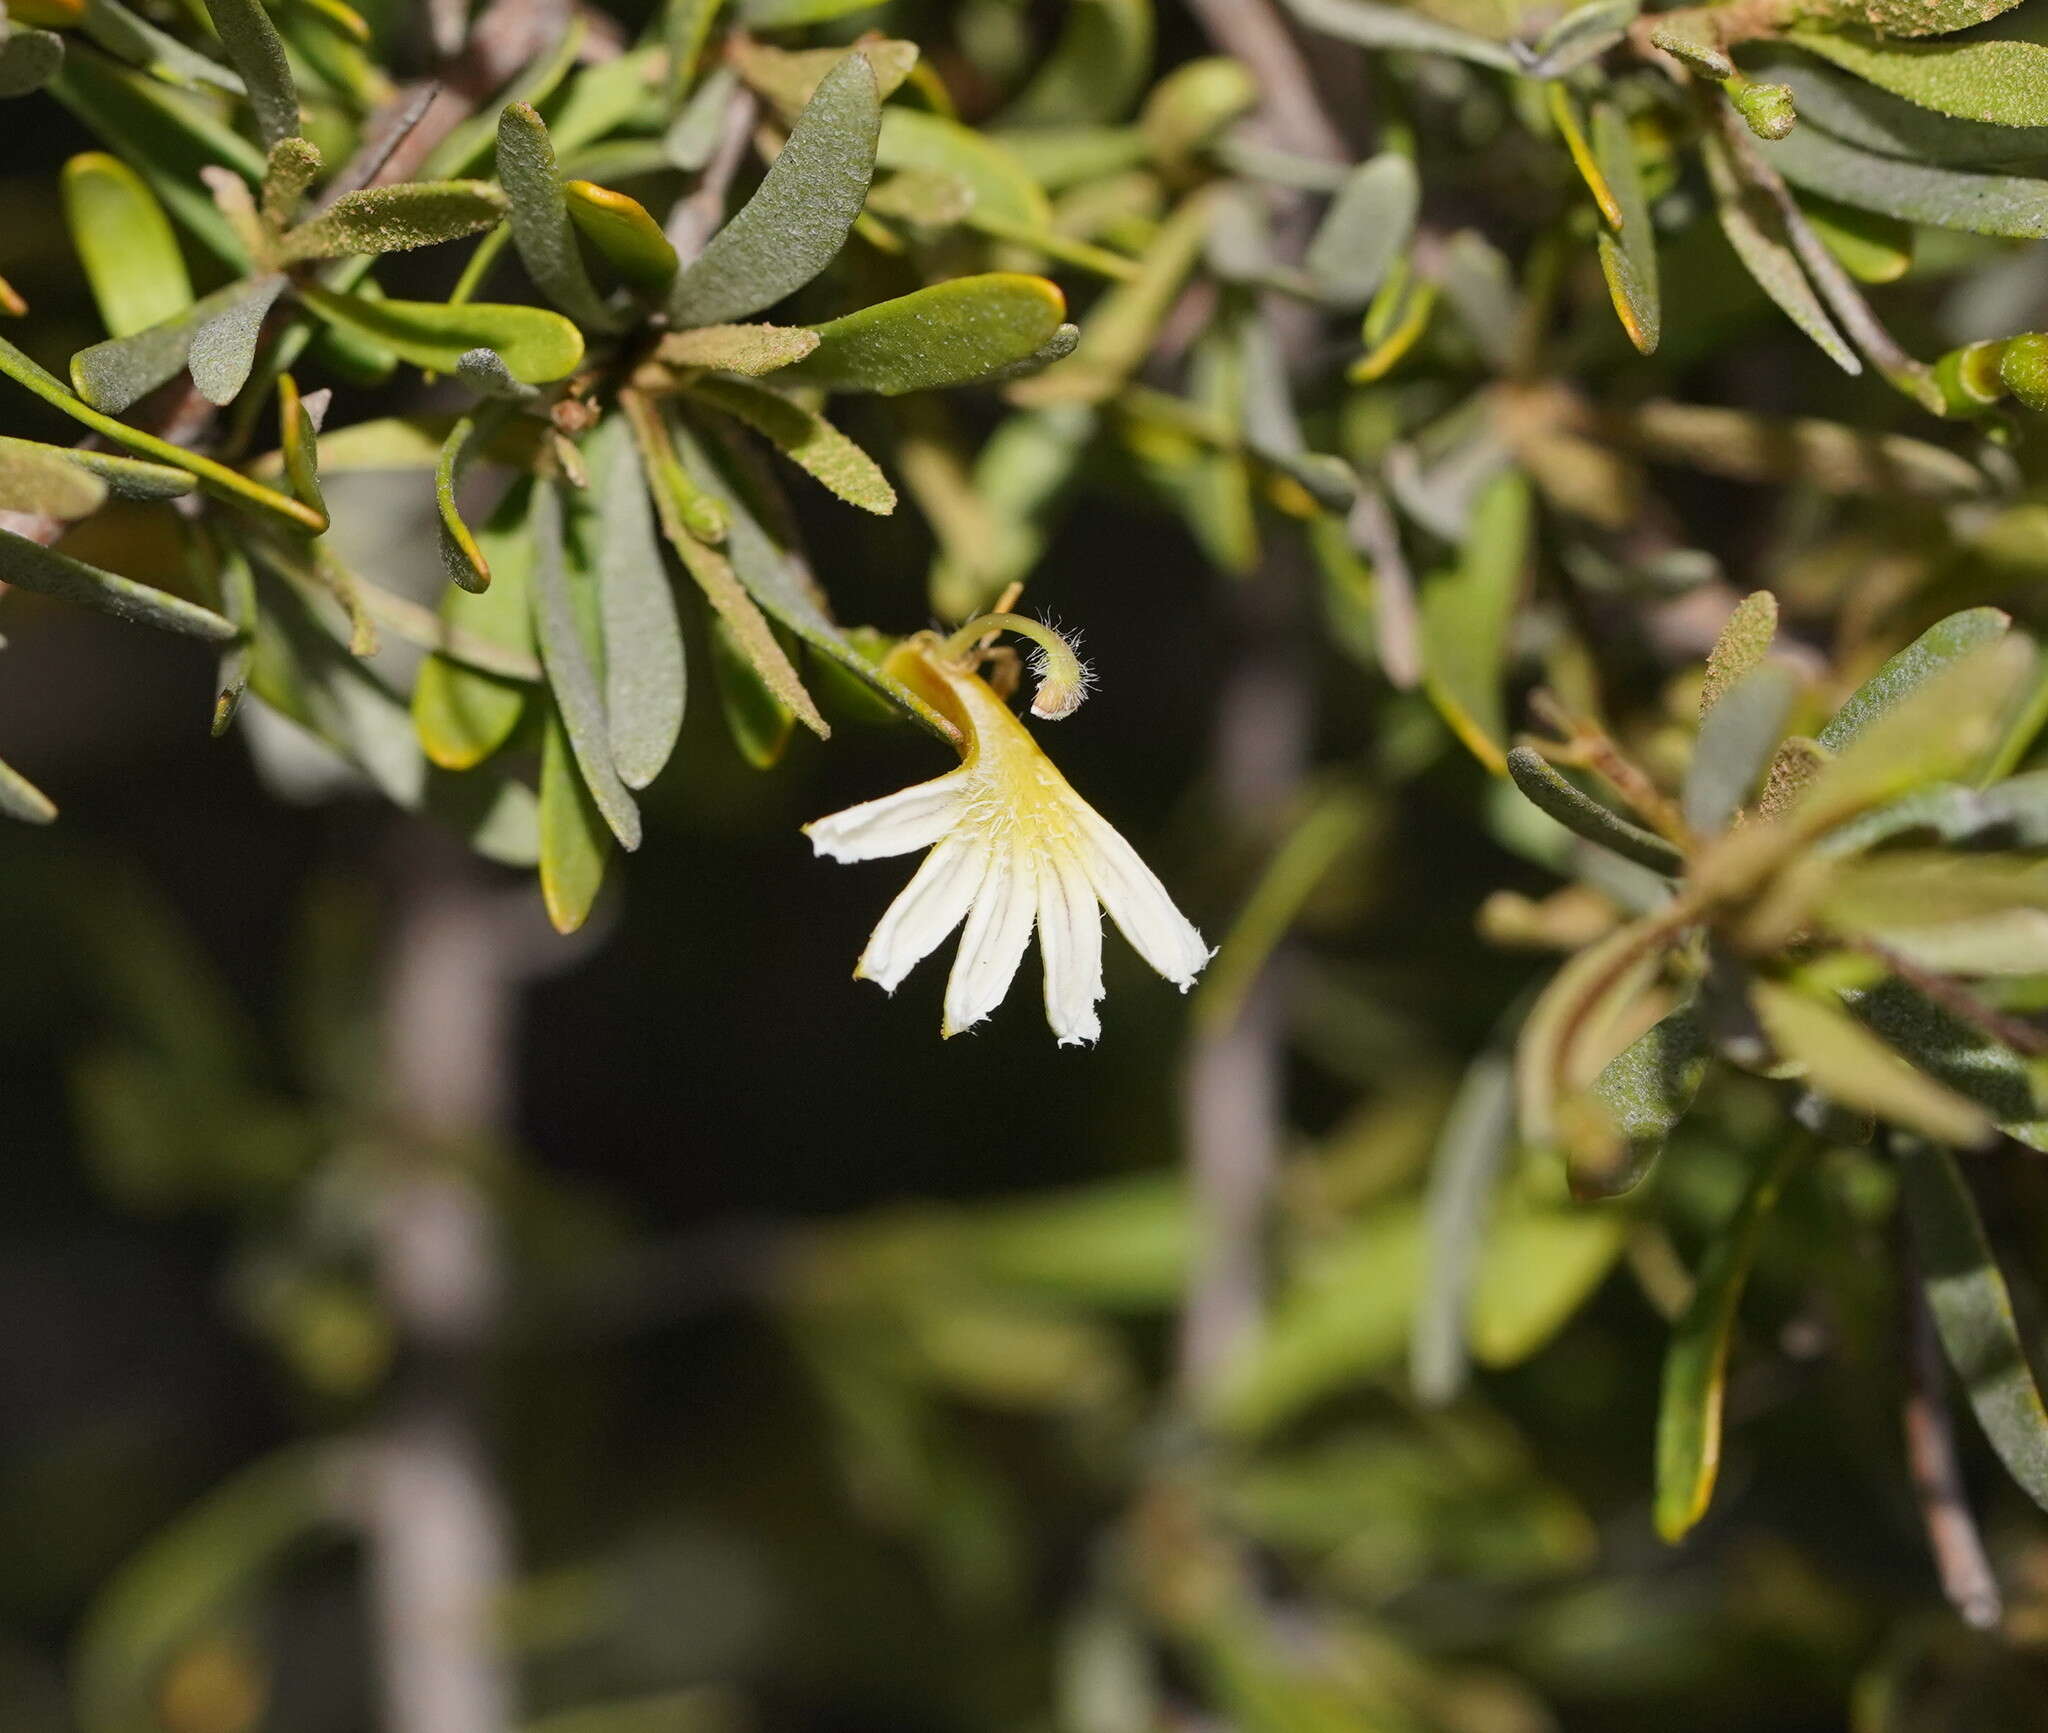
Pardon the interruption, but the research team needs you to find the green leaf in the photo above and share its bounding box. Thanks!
[1812,0,2028,36]
[1701,591,1780,716]
[201,0,298,146]
[877,108,1053,229]
[0,527,237,640]
[26,443,195,501]
[687,374,897,514]
[1901,1139,2048,1512]
[1699,123,1861,374]
[1422,470,1529,775]
[563,180,679,297]
[1654,1133,1803,1543]
[77,0,241,94]
[413,484,536,771]
[0,750,57,824]
[296,285,585,381]
[1753,981,1994,1147]
[668,52,881,328]
[0,330,324,534]
[188,271,287,406]
[1505,747,1686,873]
[276,372,324,519]
[656,323,820,376]
[0,23,63,97]
[1284,0,1520,70]
[1786,28,2048,128]
[209,535,255,735]
[1819,771,2048,855]
[277,180,507,262]
[422,15,586,177]
[1750,47,2048,166]
[1527,0,1639,76]
[1683,663,1800,834]
[1001,0,1153,127]
[1850,979,2047,1148]
[529,482,642,851]
[539,698,611,934]
[786,274,1070,396]
[434,415,490,594]
[261,135,319,228]
[1593,102,1660,355]
[70,277,254,413]
[1819,608,2009,752]
[1572,1002,1711,1199]
[496,102,626,332]
[61,151,191,338]
[0,440,107,518]
[1762,122,2048,237]
[48,47,265,269]
[585,414,685,791]
[1305,154,1419,310]
[1412,1051,1516,1405]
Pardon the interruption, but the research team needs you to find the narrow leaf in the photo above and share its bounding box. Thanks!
[785,274,1069,396]
[668,52,881,327]
[1001,0,1152,127]
[1684,663,1800,835]
[496,102,624,331]
[1699,124,1861,374]
[413,484,536,770]
[729,37,920,122]
[539,700,611,934]
[1851,979,2048,1149]
[1593,102,1660,354]
[655,323,820,376]
[434,415,490,593]
[1702,591,1779,715]
[187,271,287,406]
[709,613,794,767]
[61,151,191,338]
[687,374,897,513]
[1787,28,2048,129]
[1506,747,1686,874]
[585,415,685,790]
[1754,981,1994,1147]
[1763,123,2048,239]
[278,180,506,262]
[1412,1050,1516,1405]
[1573,1002,1711,1199]
[1283,0,1520,70]
[1305,154,1419,310]
[877,109,1052,228]
[0,528,237,640]
[201,0,299,146]
[296,285,584,381]
[0,441,107,518]
[1655,1133,1803,1542]
[1902,1140,2048,1513]
[529,482,642,850]
[1819,608,2009,752]
[1422,469,1529,774]
[563,180,680,296]
[1752,47,2048,167]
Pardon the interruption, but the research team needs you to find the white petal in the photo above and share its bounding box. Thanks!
[1037,846,1103,1046]
[805,771,972,862]
[857,834,989,992]
[943,845,1038,1037]
[1072,802,1210,989]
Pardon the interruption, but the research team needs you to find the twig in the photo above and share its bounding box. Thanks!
[363,832,522,1733]
[1902,1236,2004,1630]
[1178,0,1350,165]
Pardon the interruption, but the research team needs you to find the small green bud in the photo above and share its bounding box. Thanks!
[1728,77,1797,141]
[1999,332,2048,411]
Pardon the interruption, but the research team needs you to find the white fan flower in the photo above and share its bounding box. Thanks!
[805,622,1209,1044]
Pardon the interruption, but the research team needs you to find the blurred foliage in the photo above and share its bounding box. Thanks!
[4,0,2048,1729]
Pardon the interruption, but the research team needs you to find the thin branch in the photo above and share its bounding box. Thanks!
[1902,1236,2004,1629]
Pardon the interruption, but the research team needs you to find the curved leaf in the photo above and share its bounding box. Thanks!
[688,374,897,513]
[201,0,299,146]
[496,102,625,331]
[786,274,1069,396]
[0,527,237,641]
[585,415,685,791]
[563,180,679,297]
[296,285,585,381]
